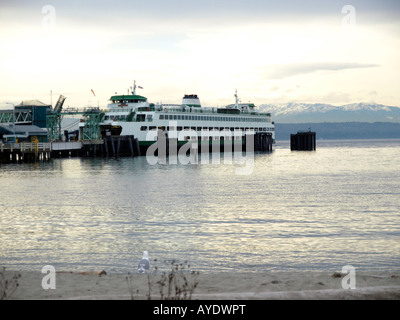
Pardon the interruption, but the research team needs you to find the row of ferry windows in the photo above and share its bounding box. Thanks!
[159,114,268,122]
[140,126,274,132]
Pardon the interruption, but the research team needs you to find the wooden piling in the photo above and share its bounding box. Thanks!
[290,131,316,151]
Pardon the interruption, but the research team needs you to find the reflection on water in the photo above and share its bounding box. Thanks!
[1,139,400,273]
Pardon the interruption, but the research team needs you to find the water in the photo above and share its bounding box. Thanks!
[1,139,399,274]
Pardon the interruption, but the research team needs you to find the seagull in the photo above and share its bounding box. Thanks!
[138,251,150,273]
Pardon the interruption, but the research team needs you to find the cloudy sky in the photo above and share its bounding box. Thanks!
[0,0,399,108]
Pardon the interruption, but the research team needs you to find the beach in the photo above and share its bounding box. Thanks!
[3,269,400,300]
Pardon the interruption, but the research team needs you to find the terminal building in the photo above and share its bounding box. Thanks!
[0,100,51,142]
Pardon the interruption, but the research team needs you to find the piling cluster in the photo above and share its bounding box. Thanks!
[290,131,316,151]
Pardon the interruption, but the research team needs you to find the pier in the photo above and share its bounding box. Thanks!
[290,131,316,151]
[103,135,141,157]
[0,142,51,163]
[253,132,273,152]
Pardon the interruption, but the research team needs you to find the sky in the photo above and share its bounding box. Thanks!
[0,0,399,109]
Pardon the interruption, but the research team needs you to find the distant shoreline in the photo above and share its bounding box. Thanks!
[274,122,400,141]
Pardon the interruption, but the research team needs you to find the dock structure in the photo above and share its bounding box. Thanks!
[0,142,51,163]
[103,135,140,157]
[253,132,273,152]
[290,131,316,151]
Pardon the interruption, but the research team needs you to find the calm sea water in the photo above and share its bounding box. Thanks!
[1,139,399,274]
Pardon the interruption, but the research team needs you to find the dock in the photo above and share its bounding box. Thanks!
[253,132,273,152]
[1,133,274,163]
[0,142,51,163]
[290,131,316,151]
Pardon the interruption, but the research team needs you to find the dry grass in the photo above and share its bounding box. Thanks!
[126,259,199,300]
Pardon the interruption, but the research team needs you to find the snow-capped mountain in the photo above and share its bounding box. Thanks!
[259,102,400,123]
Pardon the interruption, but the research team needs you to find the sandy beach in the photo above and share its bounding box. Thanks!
[2,269,400,300]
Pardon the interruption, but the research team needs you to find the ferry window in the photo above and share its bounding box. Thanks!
[197,127,202,131]
[177,126,182,131]
[167,126,175,131]
[173,115,177,120]
[149,126,156,130]
[140,126,147,131]
[146,115,153,119]
[159,115,164,120]
[191,126,196,130]
[184,126,189,130]
[177,115,181,120]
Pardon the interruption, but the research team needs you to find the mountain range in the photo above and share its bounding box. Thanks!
[259,102,400,123]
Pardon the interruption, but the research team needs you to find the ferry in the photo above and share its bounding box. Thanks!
[95,82,275,152]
